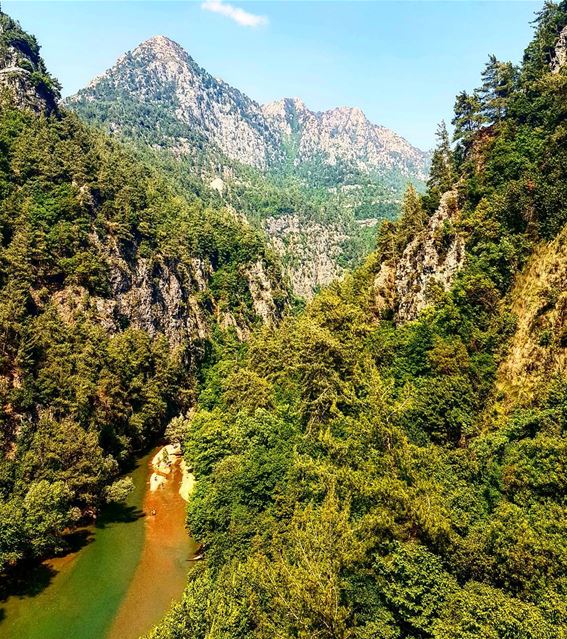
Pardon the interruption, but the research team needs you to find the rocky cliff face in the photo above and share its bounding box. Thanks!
[82,238,211,347]
[52,236,283,350]
[0,12,59,113]
[264,215,346,298]
[551,24,567,73]
[395,191,464,322]
[373,190,465,323]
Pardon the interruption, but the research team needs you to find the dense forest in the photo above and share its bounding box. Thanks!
[0,10,287,578]
[148,3,567,638]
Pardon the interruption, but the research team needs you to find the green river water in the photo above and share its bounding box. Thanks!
[0,449,194,639]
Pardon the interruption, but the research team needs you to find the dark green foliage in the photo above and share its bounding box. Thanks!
[479,55,519,124]
[452,90,484,144]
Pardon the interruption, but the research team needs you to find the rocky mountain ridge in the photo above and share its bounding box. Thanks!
[68,35,429,181]
[263,97,429,181]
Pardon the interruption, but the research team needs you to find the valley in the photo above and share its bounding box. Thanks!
[1,2,567,639]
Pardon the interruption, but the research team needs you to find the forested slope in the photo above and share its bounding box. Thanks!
[0,11,288,576]
[151,4,567,638]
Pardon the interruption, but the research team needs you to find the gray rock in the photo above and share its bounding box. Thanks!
[551,25,567,73]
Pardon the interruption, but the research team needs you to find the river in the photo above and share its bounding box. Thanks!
[0,448,197,639]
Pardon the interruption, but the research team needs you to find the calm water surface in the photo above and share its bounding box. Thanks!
[0,449,196,639]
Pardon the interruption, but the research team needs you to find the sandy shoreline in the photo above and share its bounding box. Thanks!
[150,443,195,502]
[178,459,195,502]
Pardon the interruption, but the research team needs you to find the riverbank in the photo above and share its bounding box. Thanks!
[149,443,195,503]
[179,459,195,501]
[0,452,149,639]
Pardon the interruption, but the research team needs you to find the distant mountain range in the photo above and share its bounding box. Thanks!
[68,35,428,179]
[67,35,430,296]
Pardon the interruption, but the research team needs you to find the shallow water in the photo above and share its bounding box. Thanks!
[0,449,195,639]
[109,459,198,639]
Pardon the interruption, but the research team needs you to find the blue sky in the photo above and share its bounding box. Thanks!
[4,1,541,149]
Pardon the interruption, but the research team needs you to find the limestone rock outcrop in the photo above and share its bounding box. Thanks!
[372,191,465,324]
[0,12,59,113]
[551,24,567,73]
[395,191,465,322]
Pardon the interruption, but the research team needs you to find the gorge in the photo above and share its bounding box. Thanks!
[2,2,567,639]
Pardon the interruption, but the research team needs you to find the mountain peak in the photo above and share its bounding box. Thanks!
[130,34,191,67]
[135,35,186,57]
[284,97,308,111]
[327,105,368,123]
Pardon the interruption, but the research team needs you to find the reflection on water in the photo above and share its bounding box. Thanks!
[0,448,194,639]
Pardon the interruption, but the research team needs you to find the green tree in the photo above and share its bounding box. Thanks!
[452,90,483,143]
[425,121,454,211]
[479,55,518,124]
[433,582,554,639]
[22,480,76,558]
[396,183,427,252]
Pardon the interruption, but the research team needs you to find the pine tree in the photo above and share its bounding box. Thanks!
[479,55,518,124]
[427,121,453,195]
[422,121,454,213]
[452,90,483,143]
[396,183,426,252]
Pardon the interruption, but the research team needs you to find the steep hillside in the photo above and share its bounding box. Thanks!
[497,226,567,407]
[67,37,429,296]
[263,97,428,181]
[0,11,288,576]
[148,3,567,638]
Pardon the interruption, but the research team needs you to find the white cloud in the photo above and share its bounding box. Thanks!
[201,0,268,28]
